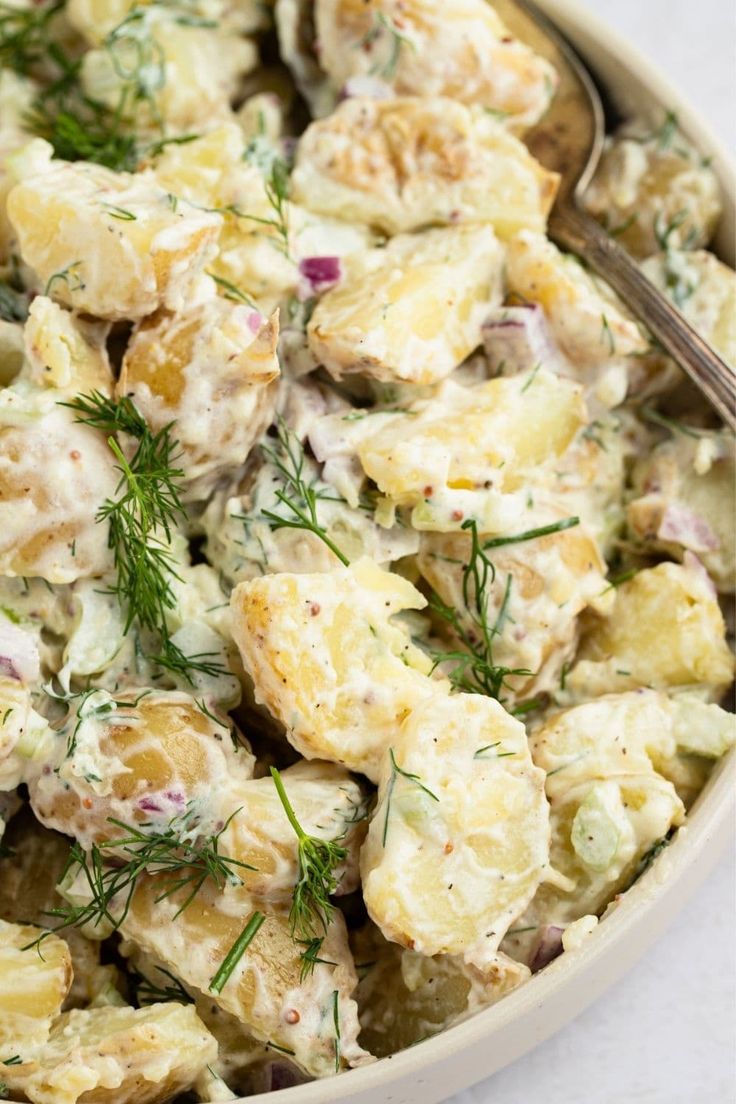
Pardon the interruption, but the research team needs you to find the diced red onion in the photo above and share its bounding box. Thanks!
[0,620,40,685]
[298,256,342,300]
[529,924,565,973]
[657,502,719,553]
[482,304,569,377]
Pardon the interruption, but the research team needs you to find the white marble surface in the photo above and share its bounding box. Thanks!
[450,3,736,1102]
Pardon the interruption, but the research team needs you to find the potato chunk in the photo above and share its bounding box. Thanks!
[29,690,366,903]
[0,919,72,1052]
[231,558,445,782]
[3,1002,217,1104]
[7,149,221,320]
[29,689,255,848]
[0,396,118,583]
[353,370,586,532]
[627,429,735,592]
[640,249,736,368]
[506,230,648,371]
[291,97,558,237]
[585,117,722,259]
[307,225,504,385]
[0,812,121,1010]
[353,923,529,1058]
[313,0,557,128]
[361,692,549,965]
[417,514,607,704]
[120,296,280,500]
[568,560,734,701]
[153,123,373,310]
[22,297,113,395]
[504,691,733,965]
[1,678,52,792]
[74,2,257,134]
[120,878,368,1077]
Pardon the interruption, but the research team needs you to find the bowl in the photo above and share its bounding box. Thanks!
[241,3,736,1101]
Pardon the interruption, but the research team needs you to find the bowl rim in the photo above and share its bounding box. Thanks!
[237,3,736,1100]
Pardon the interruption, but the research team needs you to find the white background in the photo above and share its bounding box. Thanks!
[451,2,736,1102]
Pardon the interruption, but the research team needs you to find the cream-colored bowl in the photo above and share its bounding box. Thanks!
[241,3,736,1100]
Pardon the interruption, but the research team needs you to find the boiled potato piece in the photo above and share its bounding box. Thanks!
[67,0,270,42]
[22,297,112,395]
[0,391,118,583]
[310,0,556,127]
[29,689,256,848]
[503,691,734,964]
[354,370,586,532]
[308,225,505,385]
[506,230,649,372]
[585,117,722,259]
[353,922,529,1058]
[7,147,221,320]
[291,97,558,237]
[120,877,368,1077]
[568,560,734,701]
[29,690,366,904]
[1,677,52,792]
[153,123,372,310]
[202,441,419,585]
[417,514,607,704]
[76,3,257,134]
[119,296,280,501]
[362,692,549,966]
[627,429,735,592]
[231,558,445,782]
[0,920,72,1052]
[0,814,122,1010]
[640,249,736,369]
[3,1002,217,1104]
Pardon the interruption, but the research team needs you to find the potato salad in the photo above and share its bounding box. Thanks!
[0,1,734,1100]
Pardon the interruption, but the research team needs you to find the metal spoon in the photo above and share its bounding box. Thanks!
[494,0,736,429]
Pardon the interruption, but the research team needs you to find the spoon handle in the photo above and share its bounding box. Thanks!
[549,202,736,430]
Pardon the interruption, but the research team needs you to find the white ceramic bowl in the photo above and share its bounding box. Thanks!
[241,4,736,1100]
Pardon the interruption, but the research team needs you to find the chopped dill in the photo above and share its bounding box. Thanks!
[270,766,348,978]
[209,910,265,994]
[382,747,439,847]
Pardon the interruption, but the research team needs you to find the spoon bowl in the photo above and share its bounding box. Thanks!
[495,0,736,428]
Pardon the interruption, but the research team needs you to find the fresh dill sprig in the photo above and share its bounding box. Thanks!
[332,990,341,1073]
[26,808,254,949]
[61,391,225,682]
[206,271,257,308]
[0,279,29,324]
[245,419,350,567]
[642,406,705,439]
[270,766,347,977]
[134,965,193,1006]
[0,0,64,73]
[482,516,579,550]
[209,910,265,994]
[227,158,291,258]
[428,519,531,701]
[357,10,414,80]
[381,747,439,847]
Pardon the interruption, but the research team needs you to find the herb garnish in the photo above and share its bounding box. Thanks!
[62,391,225,681]
[135,965,193,1005]
[209,910,265,994]
[381,747,439,847]
[428,520,531,701]
[482,516,579,550]
[26,808,253,949]
[356,11,414,80]
[244,419,350,567]
[270,766,348,979]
